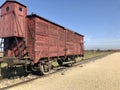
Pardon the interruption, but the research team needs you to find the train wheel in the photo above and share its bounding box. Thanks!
[38,63,51,75]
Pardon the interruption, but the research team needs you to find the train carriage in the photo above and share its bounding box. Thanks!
[0,0,84,74]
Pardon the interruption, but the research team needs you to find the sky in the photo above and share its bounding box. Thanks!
[0,0,120,50]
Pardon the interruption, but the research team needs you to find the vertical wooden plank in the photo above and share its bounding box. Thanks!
[26,17,35,60]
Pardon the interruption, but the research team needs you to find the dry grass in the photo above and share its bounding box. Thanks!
[83,50,113,59]
[75,50,113,62]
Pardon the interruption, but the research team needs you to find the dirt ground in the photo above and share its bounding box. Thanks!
[8,52,120,90]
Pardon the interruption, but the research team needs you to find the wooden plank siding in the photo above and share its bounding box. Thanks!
[26,17,35,60]
[27,15,84,63]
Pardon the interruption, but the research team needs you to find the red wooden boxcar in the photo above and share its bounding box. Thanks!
[27,14,84,63]
[0,1,84,74]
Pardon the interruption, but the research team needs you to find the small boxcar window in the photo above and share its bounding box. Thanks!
[19,7,22,12]
[6,7,9,12]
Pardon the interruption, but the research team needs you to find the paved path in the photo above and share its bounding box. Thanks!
[9,52,120,90]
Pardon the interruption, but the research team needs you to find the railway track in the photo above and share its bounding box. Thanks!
[0,66,67,90]
[0,53,111,90]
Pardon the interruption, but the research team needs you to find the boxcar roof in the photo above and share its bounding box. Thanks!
[27,14,84,37]
[0,0,27,8]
